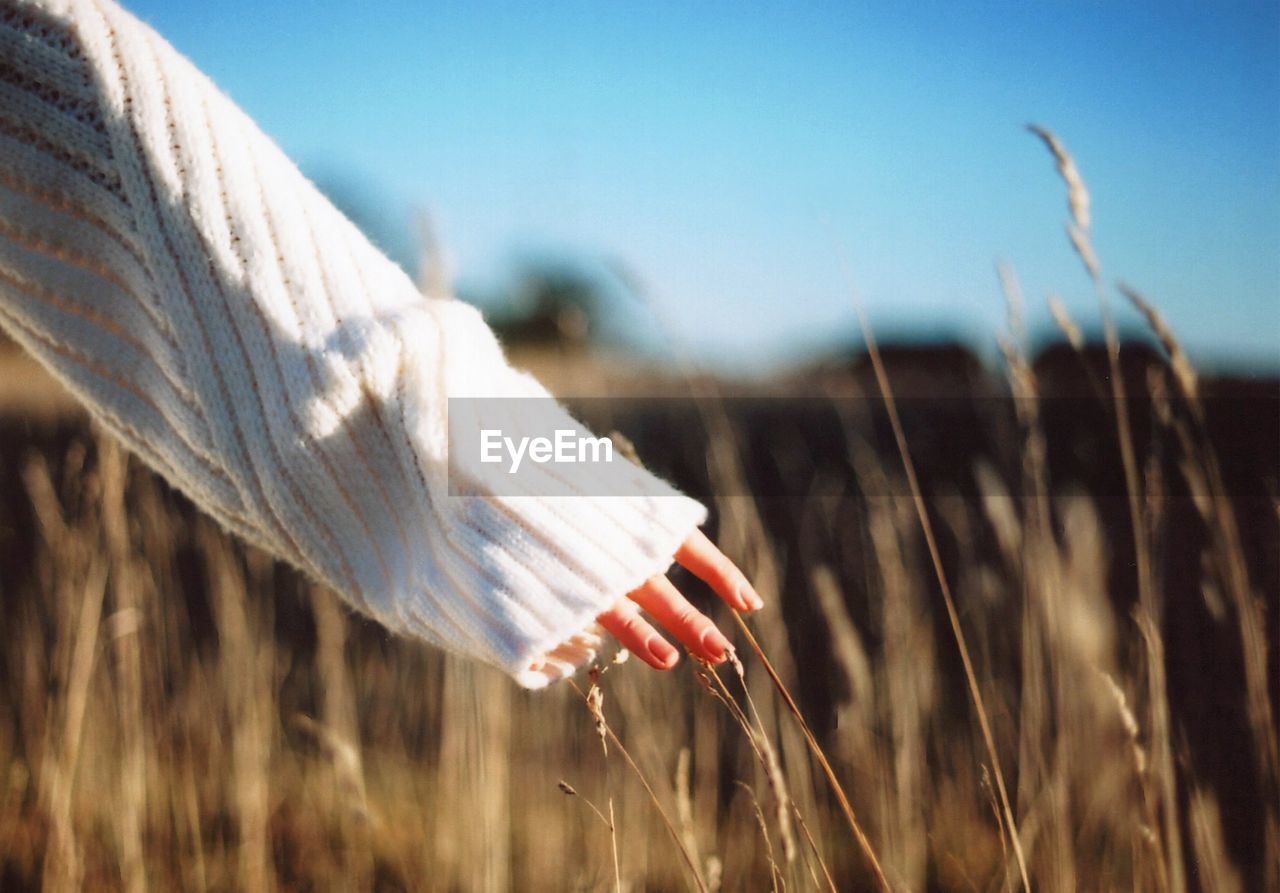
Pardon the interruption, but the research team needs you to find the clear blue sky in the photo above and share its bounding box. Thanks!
[126,0,1279,372]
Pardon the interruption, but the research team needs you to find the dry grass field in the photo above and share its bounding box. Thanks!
[0,139,1276,891]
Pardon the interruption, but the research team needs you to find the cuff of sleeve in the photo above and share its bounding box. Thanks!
[505,491,708,688]
[391,485,708,689]
[465,486,711,690]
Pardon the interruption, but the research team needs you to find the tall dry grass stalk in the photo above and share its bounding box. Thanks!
[837,261,1031,890]
[1122,284,1280,888]
[1029,124,1188,893]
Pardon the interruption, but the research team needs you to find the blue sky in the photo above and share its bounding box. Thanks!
[126,0,1279,371]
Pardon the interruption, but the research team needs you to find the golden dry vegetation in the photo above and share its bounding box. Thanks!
[0,134,1275,892]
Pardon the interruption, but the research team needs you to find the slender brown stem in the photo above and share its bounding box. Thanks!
[569,680,710,893]
[730,613,892,891]
[847,296,1032,892]
[792,801,840,893]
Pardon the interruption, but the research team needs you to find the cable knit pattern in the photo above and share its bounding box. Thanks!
[0,0,707,687]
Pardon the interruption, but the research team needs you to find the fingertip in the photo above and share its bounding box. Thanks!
[737,580,764,612]
[699,626,731,663]
[677,533,759,612]
[648,635,680,669]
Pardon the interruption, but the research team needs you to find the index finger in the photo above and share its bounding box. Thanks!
[674,530,764,612]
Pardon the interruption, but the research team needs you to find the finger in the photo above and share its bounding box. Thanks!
[597,599,679,670]
[629,576,731,663]
[675,530,763,612]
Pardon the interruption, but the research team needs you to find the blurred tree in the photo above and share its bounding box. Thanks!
[459,256,638,350]
[482,262,598,346]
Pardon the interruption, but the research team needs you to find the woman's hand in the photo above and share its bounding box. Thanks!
[596,530,763,669]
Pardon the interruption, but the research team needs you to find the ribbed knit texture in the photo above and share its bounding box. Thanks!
[0,0,707,687]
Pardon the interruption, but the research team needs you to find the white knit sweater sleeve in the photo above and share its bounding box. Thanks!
[0,0,708,687]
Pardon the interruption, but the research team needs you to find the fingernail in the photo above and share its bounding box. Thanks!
[701,627,731,662]
[738,580,764,611]
[648,635,679,668]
